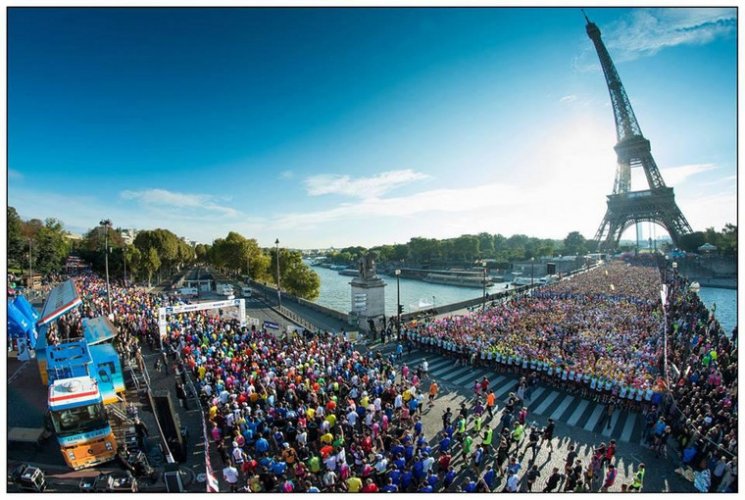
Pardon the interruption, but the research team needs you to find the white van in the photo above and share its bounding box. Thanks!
[179,287,198,297]
[218,283,234,296]
[239,285,252,298]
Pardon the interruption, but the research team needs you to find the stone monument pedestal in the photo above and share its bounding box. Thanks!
[349,252,386,332]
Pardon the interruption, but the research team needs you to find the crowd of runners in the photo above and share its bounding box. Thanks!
[32,257,736,492]
[406,262,667,409]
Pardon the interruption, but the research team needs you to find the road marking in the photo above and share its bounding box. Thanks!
[583,405,605,432]
[427,357,455,371]
[493,379,518,400]
[534,390,561,415]
[451,368,488,387]
[473,374,507,390]
[438,365,476,382]
[8,362,28,384]
[601,408,622,437]
[567,399,590,426]
[550,395,575,420]
[620,412,638,442]
[526,386,546,404]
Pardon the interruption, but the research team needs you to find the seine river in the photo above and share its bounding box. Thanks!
[697,287,738,334]
[309,264,510,317]
[309,264,737,333]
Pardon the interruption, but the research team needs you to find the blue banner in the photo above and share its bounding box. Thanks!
[264,321,279,330]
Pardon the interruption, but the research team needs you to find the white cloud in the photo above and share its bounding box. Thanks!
[304,169,430,199]
[606,8,735,61]
[659,163,717,186]
[279,170,294,180]
[276,181,523,230]
[559,95,577,104]
[576,8,735,71]
[121,188,240,217]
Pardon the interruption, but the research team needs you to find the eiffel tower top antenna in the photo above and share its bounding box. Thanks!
[581,9,591,24]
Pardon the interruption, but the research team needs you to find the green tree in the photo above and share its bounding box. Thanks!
[477,232,494,258]
[7,207,25,267]
[124,245,142,283]
[195,243,210,262]
[144,247,161,287]
[719,223,737,255]
[563,231,588,256]
[453,235,480,264]
[269,247,320,300]
[678,231,706,253]
[33,218,71,275]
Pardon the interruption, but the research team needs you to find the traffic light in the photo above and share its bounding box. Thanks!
[398,304,404,315]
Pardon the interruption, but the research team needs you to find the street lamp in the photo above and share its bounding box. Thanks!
[27,238,33,290]
[482,262,487,311]
[395,269,402,340]
[660,284,669,388]
[530,257,535,287]
[275,238,281,309]
[100,219,113,314]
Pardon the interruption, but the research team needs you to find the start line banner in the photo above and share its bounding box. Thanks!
[158,299,247,339]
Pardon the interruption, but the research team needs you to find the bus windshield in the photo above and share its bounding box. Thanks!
[50,402,108,437]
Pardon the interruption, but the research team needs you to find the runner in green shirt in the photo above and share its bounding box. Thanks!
[464,433,474,455]
[630,463,645,491]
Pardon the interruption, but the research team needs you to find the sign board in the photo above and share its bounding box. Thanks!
[158,299,246,339]
[38,279,82,326]
[264,321,279,330]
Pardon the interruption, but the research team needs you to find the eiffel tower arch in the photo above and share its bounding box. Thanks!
[583,13,693,251]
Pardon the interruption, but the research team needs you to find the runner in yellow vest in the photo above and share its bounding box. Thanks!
[630,463,645,491]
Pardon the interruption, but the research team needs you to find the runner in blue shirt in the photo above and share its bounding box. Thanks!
[444,467,457,489]
[401,470,414,491]
[464,477,478,492]
[483,466,496,490]
[382,478,399,492]
[427,472,439,490]
[439,434,451,453]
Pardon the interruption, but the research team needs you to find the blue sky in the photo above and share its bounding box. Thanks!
[7,7,737,248]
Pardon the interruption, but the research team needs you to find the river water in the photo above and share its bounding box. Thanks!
[310,264,737,333]
[309,264,510,317]
[697,287,738,334]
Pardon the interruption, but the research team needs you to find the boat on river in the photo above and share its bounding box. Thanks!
[422,271,490,288]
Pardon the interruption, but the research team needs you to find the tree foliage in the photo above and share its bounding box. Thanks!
[678,224,737,255]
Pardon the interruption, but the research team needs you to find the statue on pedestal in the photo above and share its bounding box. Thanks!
[358,252,378,280]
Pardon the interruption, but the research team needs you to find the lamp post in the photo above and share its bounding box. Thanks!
[530,257,535,287]
[275,238,281,309]
[395,269,401,340]
[482,262,487,311]
[27,238,33,290]
[661,284,669,388]
[100,219,113,314]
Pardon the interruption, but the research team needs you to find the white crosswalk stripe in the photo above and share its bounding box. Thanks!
[436,365,474,381]
[601,409,622,437]
[474,374,507,390]
[567,399,590,427]
[583,405,605,432]
[620,411,637,442]
[393,350,642,444]
[425,358,453,372]
[534,390,561,415]
[525,386,546,404]
[493,378,518,399]
[451,369,488,387]
[550,395,575,420]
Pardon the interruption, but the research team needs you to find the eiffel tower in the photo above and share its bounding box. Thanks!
[584,12,693,251]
